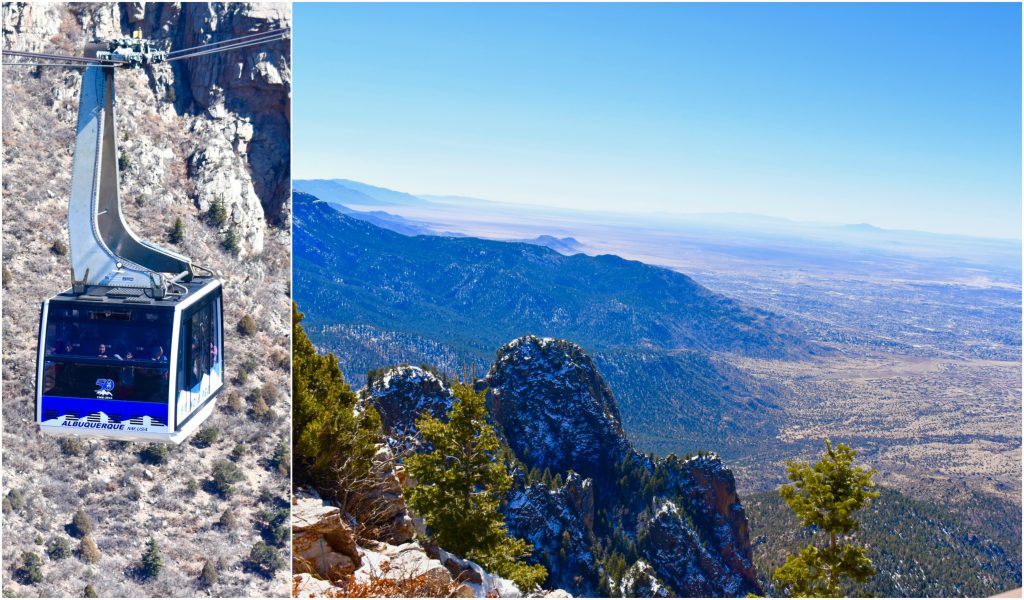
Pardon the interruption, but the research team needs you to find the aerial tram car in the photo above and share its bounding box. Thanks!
[3,27,289,443]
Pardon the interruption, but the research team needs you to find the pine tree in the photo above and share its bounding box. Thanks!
[292,303,381,502]
[773,439,880,597]
[45,536,72,560]
[247,541,286,578]
[14,551,43,584]
[207,196,227,227]
[218,507,237,530]
[140,538,163,580]
[405,382,547,590]
[222,225,240,256]
[83,584,99,598]
[168,217,185,244]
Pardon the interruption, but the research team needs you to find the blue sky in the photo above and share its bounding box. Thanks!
[293,3,1021,239]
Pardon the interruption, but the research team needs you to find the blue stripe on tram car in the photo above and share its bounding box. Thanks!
[41,395,168,424]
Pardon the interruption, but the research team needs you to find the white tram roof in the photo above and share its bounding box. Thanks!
[47,277,220,309]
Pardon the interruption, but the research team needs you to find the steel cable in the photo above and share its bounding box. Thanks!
[1,49,125,64]
[166,27,290,57]
[165,33,288,62]
[2,62,93,68]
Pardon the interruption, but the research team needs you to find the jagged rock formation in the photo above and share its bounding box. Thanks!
[504,473,597,592]
[637,499,747,597]
[619,561,669,598]
[360,365,456,453]
[348,444,416,545]
[365,335,762,597]
[485,337,631,485]
[293,491,362,579]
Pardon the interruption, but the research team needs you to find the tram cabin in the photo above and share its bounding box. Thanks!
[36,278,224,443]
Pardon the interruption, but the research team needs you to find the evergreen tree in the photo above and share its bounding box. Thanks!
[210,460,244,497]
[168,217,185,244]
[405,383,547,590]
[292,303,381,501]
[247,542,286,578]
[207,196,227,227]
[218,507,237,530]
[45,536,72,560]
[222,225,240,256]
[773,439,879,597]
[14,551,43,584]
[83,584,98,598]
[140,538,163,580]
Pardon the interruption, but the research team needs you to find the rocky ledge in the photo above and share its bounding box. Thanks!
[292,489,568,598]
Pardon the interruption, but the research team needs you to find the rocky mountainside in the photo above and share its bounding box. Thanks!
[361,365,457,456]
[2,3,290,597]
[292,448,546,599]
[294,190,796,458]
[484,337,630,484]
[294,192,808,360]
[360,336,761,597]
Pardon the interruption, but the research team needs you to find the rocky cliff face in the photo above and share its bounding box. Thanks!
[504,473,599,595]
[484,336,631,484]
[360,365,456,453]
[3,2,290,258]
[2,4,291,597]
[366,335,762,597]
[128,2,291,228]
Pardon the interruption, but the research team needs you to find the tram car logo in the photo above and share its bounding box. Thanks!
[95,378,115,399]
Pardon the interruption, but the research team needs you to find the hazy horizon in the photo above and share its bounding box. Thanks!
[295,176,1024,244]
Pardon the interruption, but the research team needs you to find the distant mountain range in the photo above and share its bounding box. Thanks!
[293,190,814,457]
[293,178,428,207]
[511,235,585,255]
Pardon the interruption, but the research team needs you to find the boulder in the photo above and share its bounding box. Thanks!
[292,496,360,578]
